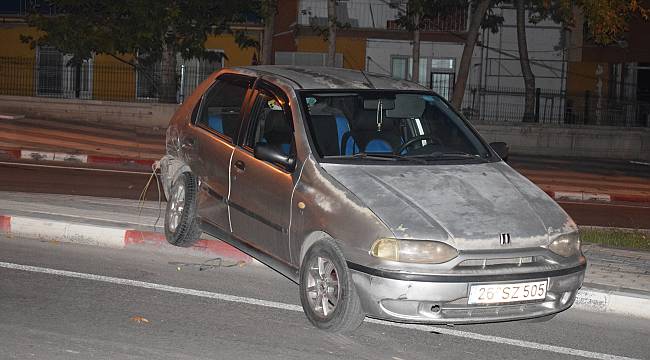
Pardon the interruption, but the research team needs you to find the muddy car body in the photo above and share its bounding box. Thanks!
[161,66,586,332]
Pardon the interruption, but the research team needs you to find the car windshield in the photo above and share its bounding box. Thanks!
[301,91,490,162]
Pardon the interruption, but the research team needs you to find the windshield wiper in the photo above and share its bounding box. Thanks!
[409,152,486,161]
[326,152,427,163]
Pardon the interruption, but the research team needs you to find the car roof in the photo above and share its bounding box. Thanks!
[233,65,428,91]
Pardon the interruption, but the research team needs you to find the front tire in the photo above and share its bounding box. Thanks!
[299,239,365,333]
[164,172,201,247]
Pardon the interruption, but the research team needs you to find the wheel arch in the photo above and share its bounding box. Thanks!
[299,230,340,266]
[160,155,193,200]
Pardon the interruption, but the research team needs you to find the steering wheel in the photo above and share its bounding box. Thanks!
[395,135,440,155]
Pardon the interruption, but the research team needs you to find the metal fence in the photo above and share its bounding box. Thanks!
[461,86,650,128]
[1,56,649,128]
[0,57,218,103]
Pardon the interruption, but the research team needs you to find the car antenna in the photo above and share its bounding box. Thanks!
[360,70,375,89]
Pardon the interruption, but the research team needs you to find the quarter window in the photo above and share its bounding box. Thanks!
[196,75,253,141]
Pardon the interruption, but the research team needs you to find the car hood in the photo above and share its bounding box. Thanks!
[321,161,577,251]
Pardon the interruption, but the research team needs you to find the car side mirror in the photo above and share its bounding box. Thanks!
[489,142,509,162]
[254,143,296,171]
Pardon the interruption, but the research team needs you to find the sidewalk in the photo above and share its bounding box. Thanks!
[0,190,648,319]
[1,115,650,203]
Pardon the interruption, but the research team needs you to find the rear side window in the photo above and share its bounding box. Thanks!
[196,75,253,141]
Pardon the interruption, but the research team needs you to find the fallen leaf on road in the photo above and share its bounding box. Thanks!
[130,315,150,324]
[49,240,61,245]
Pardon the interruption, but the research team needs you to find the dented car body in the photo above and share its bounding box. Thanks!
[161,66,586,330]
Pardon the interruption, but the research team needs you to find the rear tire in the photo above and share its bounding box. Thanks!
[299,238,365,333]
[164,172,201,247]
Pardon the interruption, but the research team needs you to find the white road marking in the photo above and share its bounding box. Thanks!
[0,261,640,360]
[0,160,151,175]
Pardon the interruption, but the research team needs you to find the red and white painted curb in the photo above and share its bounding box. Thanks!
[543,189,650,204]
[0,148,156,169]
[0,214,252,264]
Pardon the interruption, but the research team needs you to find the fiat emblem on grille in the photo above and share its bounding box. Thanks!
[499,233,511,245]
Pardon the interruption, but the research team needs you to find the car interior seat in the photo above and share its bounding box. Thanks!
[352,112,402,153]
[309,114,358,156]
[262,110,293,155]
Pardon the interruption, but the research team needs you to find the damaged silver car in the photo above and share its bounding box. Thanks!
[160,66,586,332]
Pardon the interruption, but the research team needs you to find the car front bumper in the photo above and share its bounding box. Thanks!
[349,262,586,324]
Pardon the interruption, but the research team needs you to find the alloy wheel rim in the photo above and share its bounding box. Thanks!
[305,255,340,318]
[167,183,185,232]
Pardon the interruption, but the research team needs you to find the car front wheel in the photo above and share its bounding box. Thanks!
[299,239,365,333]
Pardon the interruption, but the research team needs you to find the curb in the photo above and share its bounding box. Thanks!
[543,189,650,204]
[2,213,649,319]
[0,214,252,264]
[574,286,650,320]
[0,147,157,170]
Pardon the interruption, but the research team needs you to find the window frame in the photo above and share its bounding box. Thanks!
[297,89,496,165]
[240,79,297,171]
[194,73,255,144]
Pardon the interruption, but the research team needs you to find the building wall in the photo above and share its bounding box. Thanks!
[0,25,38,96]
[295,36,366,70]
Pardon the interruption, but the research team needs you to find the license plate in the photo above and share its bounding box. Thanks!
[468,280,547,305]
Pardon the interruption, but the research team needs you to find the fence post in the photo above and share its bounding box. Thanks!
[74,64,81,99]
[534,88,541,123]
[584,90,591,124]
[179,64,185,104]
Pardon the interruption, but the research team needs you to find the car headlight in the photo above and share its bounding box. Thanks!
[370,238,458,264]
[548,232,581,257]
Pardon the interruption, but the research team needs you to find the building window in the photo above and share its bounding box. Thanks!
[430,58,456,100]
[390,56,427,85]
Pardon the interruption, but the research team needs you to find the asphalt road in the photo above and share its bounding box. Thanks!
[1,161,649,230]
[1,233,649,360]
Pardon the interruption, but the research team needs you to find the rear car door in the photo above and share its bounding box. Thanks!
[189,74,254,233]
[228,81,296,262]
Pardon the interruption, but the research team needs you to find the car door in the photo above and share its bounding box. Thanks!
[228,81,296,262]
[187,74,254,233]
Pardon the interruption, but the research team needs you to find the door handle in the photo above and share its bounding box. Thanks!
[234,160,246,171]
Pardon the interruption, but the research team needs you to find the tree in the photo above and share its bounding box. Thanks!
[531,0,648,45]
[327,0,337,67]
[261,0,278,65]
[396,0,465,85]
[22,0,256,103]
[452,0,648,110]
[516,0,536,122]
[397,0,426,84]
[451,0,492,108]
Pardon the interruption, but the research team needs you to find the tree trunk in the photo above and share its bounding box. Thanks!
[160,39,177,104]
[262,1,276,65]
[412,13,421,84]
[516,0,536,122]
[326,0,337,67]
[451,0,490,109]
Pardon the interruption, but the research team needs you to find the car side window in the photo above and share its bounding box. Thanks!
[196,75,253,141]
[245,86,295,159]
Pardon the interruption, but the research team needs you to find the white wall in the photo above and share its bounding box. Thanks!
[365,6,568,123]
